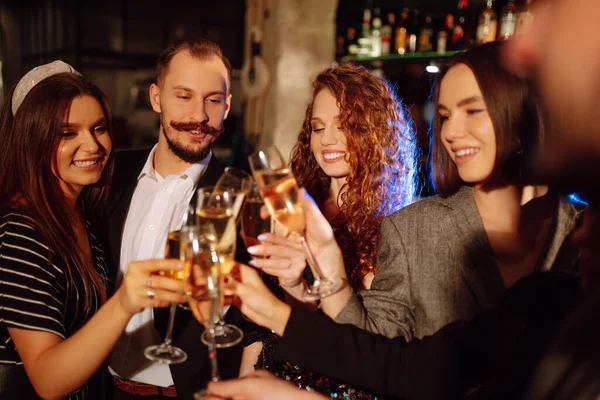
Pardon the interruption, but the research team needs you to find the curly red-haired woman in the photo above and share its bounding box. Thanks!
[241,63,417,399]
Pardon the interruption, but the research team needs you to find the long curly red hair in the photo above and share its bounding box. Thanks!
[291,63,417,289]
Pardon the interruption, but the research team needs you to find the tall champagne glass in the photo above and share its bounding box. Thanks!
[241,180,272,253]
[182,225,222,399]
[196,186,243,348]
[248,146,343,300]
[144,204,194,364]
[214,167,253,222]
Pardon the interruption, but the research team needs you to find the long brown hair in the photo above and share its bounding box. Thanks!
[291,63,417,288]
[431,42,542,197]
[0,72,114,311]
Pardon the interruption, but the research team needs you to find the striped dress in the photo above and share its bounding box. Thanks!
[0,210,109,399]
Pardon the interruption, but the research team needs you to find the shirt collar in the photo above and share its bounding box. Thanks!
[138,144,212,186]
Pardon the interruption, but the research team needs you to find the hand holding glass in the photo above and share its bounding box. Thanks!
[144,204,194,364]
[248,146,343,300]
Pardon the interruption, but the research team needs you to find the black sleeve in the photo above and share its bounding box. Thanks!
[273,272,581,400]
[274,307,470,400]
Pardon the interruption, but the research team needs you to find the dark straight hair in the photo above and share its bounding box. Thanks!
[0,72,114,311]
[431,41,542,197]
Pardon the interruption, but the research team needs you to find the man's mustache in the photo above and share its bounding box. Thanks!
[170,121,222,136]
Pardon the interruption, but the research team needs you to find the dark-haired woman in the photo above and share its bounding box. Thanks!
[0,62,185,399]
[328,41,582,341]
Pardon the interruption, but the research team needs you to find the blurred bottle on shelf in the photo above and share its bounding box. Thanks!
[394,8,410,55]
[418,14,434,52]
[361,6,372,40]
[347,27,359,56]
[498,0,517,40]
[438,14,454,54]
[452,0,471,50]
[336,34,345,58]
[408,8,420,53]
[476,0,497,45]
[370,8,382,57]
[381,12,395,56]
[358,2,373,56]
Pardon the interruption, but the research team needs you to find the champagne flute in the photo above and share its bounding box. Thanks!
[241,180,272,254]
[248,146,344,301]
[182,225,222,399]
[196,186,244,348]
[213,168,252,304]
[144,204,194,364]
[214,167,253,222]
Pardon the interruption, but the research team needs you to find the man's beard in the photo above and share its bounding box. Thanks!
[162,119,224,164]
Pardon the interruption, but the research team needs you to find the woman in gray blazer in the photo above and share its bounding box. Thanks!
[329,42,582,340]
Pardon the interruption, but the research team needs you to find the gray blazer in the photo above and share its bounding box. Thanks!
[335,185,581,340]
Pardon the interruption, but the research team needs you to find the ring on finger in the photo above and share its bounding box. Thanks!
[146,276,152,287]
[147,289,156,300]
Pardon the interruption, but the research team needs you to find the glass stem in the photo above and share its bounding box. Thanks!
[299,235,324,284]
[207,334,220,382]
[164,303,177,347]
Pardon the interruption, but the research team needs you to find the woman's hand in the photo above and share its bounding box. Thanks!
[206,370,328,400]
[234,264,291,335]
[248,232,306,286]
[117,259,187,315]
[251,189,346,283]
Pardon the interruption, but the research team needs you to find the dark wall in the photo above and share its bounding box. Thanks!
[8,0,246,81]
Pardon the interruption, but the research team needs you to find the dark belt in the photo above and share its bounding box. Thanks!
[113,376,178,397]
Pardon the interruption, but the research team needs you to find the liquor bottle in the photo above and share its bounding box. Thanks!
[418,14,434,52]
[476,0,498,45]
[438,14,454,53]
[381,12,395,56]
[370,8,382,57]
[408,8,420,53]
[347,27,359,55]
[359,2,373,56]
[336,34,345,58]
[361,7,372,40]
[515,0,534,35]
[498,0,517,40]
[452,0,470,50]
[395,8,410,55]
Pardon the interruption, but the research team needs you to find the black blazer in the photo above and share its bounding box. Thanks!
[273,272,581,400]
[104,149,249,398]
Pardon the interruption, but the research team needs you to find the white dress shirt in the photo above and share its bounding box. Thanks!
[109,146,210,386]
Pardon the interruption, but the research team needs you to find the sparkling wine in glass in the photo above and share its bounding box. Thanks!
[183,226,222,399]
[144,204,194,364]
[241,181,272,253]
[195,187,243,348]
[248,146,344,301]
[213,167,253,223]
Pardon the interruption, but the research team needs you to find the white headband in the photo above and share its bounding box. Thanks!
[12,60,80,116]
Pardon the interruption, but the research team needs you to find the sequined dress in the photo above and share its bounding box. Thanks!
[255,224,382,400]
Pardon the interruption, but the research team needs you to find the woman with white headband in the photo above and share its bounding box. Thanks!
[0,62,186,399]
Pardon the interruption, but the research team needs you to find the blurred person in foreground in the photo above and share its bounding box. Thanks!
[503,0,600,398]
